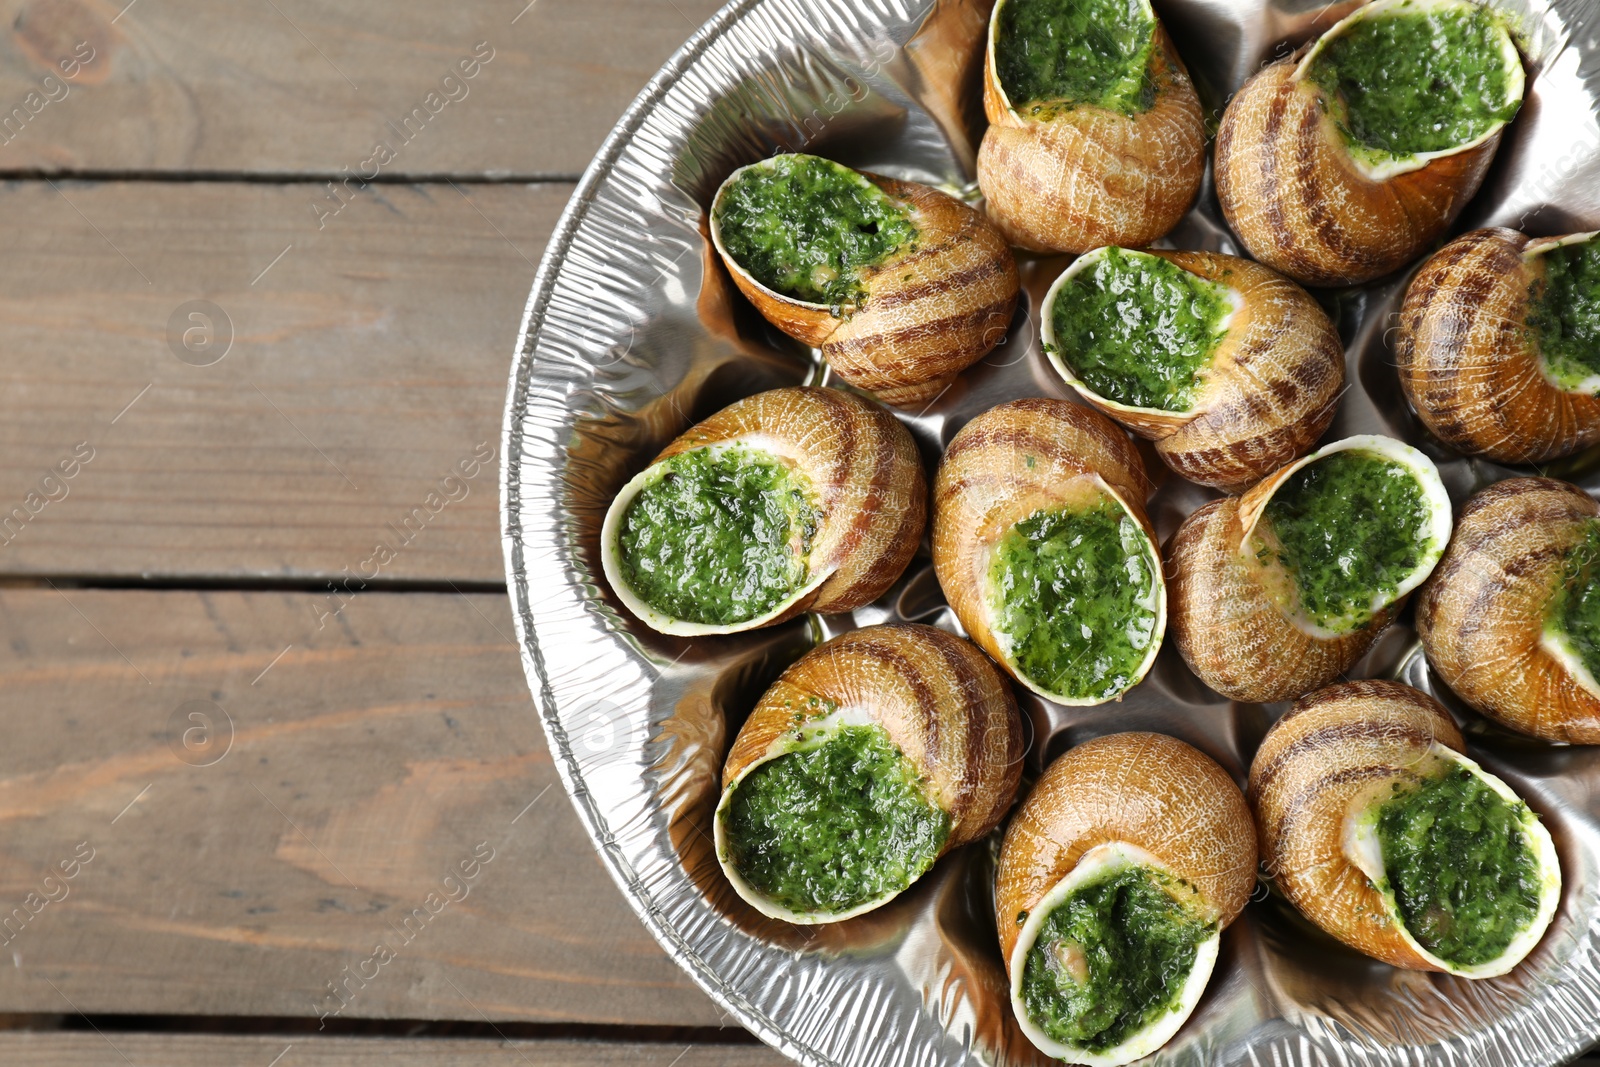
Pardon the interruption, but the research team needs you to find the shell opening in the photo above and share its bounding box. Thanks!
[986,0,1159,119]
[1524,231,1600,395]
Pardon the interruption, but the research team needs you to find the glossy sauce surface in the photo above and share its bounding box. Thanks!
[994,0,1156,116]
[1533,238,1600,390]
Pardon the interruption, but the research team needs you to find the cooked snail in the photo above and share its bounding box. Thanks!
[1250,680,1561,976]
[1418,477,1600,743]
[709,153,1019,406]
[1042,247,1344,491]
[601,386,925,636]
[933,398,1164,705]
[1169,435,1451,703]
[997,732,1256,1065]
[1215,0,1525,286]
[975,0,1205,254]
[714,623,1023,923]
[1397,228,1600,463]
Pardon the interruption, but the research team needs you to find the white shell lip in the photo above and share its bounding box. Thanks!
[1008,841,1221,1066]
[1525,231,1600,395]
[1542,625,1600,702]
[1293,0,1526,182]
[1039,246,1243,420]
[985,0,1158,119]
[1343,743,1563,978]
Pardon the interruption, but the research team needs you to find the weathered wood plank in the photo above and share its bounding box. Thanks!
[0,587,722,1025]
[0,0,718,177]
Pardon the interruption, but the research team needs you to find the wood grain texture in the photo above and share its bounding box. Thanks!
[0,587,720,1025]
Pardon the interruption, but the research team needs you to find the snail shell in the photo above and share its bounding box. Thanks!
[1418,477,1600,743]
[1249,680,1561,976]
[1042,248,1345,491]
[1397,228,1600,463]
[709,158,1019,406]
[976,0,1205,254]
[1215,0,1525,287]
[997,732,1256,1064]
[932,398,1165,705]
[714,623,1023,923]
[1169,435,1452,703]
[601,386,925,636]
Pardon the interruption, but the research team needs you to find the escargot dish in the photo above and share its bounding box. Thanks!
[1170,435,1451,703]
[1398,228,1600,463]
[933,399,1164,705]
[976,0,1205,254]
[1216,0,1525,286]
[1042,247,1344,490]
[1251,680,1561,976]
[600,386,925,636]
[714,623,1023,923]
[709,153,1019,405]
[997,732,1256,1065]
[1419,477,1600,743]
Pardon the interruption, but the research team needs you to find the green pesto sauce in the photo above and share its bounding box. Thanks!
[994,0,1156,116]
[721,723,950,915]
[1306,4,1520,160]
[1020,865,1210,1053]
[715,153,918,308]
[1256,450,1432,634]
[989,499,1158,701]
[1376,767,1542,966]
[1047,247,1231,412]
[619,444,821,626]
[1531,239,1600,391]
[1547,520,1600,681]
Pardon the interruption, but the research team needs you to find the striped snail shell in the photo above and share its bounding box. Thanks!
[1397,228,1600,463]
[1042,248,1345,491]
[1418,477,1600,743]
[932,398,1165,705]
[1215,0,1525,286]
[976,0,1204,254]
[997,732,1256,1065]
[709,156,1019,406]
[714,623,1023,924]
[601,387,925,636]
[1250,680,1561,976]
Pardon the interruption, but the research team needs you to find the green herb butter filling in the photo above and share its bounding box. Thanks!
[995,0,1157,116]
[618,444,821,626]
[988,497,1159,701]
[1546,520,1600,682]
[1020,865,1211,1053]
[1047,247,1232,412]
[1531,238,1600,391]
[1254,450,1433,634]
[1375,767,1542,967]
[720,723,951,915]
[1305,3,1521,161]
[715,154,918,308]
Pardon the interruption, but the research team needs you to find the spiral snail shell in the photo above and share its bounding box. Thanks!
[1250,680,1561,976]
[714,623,1023,924]
[1169,435,1451,703]
[1215,0,1525,286]
[933,399,1165,706]
[975,0,1205,254]
[1042,247,1345,491]
[1397,228,1600,463]
[1418,477,1600,743]
[601,386,925,636]
[997,732,1256,1065]
[709,154,1019,406]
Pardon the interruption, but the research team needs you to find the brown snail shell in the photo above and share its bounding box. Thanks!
[709,158,1019,406]
[1215,0,1525,287]
[1418,477,1600,743]
[997,732,1256,1063]
[1397,228,1600,463]
[932,398,1164,705]
[1249,680,1561,976]
[601,386,925,636]
[1169,435,1451,703]
[1042,248,1345,491]
[714,623,1023,923]
[976,1,1205,254]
